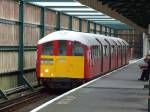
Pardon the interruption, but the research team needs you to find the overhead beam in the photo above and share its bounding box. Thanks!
[68,14,105,16]
[46,6,87,8]
[62,11,98,13]
[77,0,145,32]
[87,18,115,20]
[24,0,75,2]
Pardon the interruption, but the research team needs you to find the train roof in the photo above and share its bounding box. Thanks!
[38,30,129,47]
[103,36,116,45]
[122,39,129,46]
[38,30,100,46]
[91,35,109,45]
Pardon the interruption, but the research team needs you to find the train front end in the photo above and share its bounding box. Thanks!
[36,40,86,88]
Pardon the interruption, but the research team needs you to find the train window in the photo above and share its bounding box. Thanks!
[58,40,67,56]
[104,45,109,56]
[72,42,84,56]
[98,46,101,58]
[96,46,99,58]
[94,46,96,57]
[97,46,99,58]
[111,46,115,54]
[91,47,93,59]
[42,42,53,55]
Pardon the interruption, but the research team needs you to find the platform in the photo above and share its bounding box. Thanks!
[31,59,148,112]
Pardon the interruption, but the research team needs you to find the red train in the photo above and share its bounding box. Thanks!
[36,30,130,87]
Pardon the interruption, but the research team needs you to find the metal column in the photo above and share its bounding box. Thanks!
[40,7,45,38]
[56,12,60,31]
[69,16,72,31]
[94,23,96,34]
[18,0,33,91]
[79,18,82,32]
[18,0,25,86]
[87,21,90,33]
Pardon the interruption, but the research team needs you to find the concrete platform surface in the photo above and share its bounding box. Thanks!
[32,59,148,112]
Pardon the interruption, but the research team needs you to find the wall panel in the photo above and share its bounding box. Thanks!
[24,26,40,46]
[90,22,94,33]
[0,23,19,46]
[60,14,69,30]
[24,72,37,84]
[0,0,19,21]
[72,17,79,31]
[24,51,37,69]
[0,75,18,90]
[82,20,87,32]
[45,29,55,36]
[0,52,18,73]
[25,4,41,24]
[45,10,57,27]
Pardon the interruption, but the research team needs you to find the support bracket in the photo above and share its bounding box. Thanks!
[22,75,34,91]
[0,89,8,100]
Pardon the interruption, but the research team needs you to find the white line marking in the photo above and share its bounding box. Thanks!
[30,58,143,112]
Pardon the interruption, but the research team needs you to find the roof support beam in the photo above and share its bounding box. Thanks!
[46,6,87,8]
[77,0,145,32]
[24,0,75,2]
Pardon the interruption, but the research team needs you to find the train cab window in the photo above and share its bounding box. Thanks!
[72,42,84,56]
[42,42,53,55]
[58,41,67,56]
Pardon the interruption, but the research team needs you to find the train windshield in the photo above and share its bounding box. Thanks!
[72,42,83,56]
[58,41,67,56]
[42,42,53,55]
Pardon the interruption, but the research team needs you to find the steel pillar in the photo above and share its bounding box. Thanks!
[18,0,34,91]
[94,23,96,34]
[79,18,82,32]
[56,12,60,31]
[40,7,45,38]
[87,21,90,33]
[18,0,24,86]
[69,16,72,30]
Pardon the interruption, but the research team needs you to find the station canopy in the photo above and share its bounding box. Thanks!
[26,0,131,29]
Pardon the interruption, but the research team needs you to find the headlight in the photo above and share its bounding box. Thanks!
[45,69,49,73]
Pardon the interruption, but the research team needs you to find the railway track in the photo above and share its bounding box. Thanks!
[0,88,51,112]
[0,86,71,112]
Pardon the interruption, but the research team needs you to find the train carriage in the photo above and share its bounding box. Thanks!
[93,35,110,74]
[103,36,117,71]
[117,38,126,66]
[36,30,130,88]
[121,39,130,65]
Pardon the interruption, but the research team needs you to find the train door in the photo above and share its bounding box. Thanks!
[95,38,103,73]
[104,39,111,71]
[103,45,110,73]
[70,42,85,78]
[117,45,121,67]
[54,40,68,76]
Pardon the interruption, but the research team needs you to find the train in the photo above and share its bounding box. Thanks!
[36,30,130,88]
